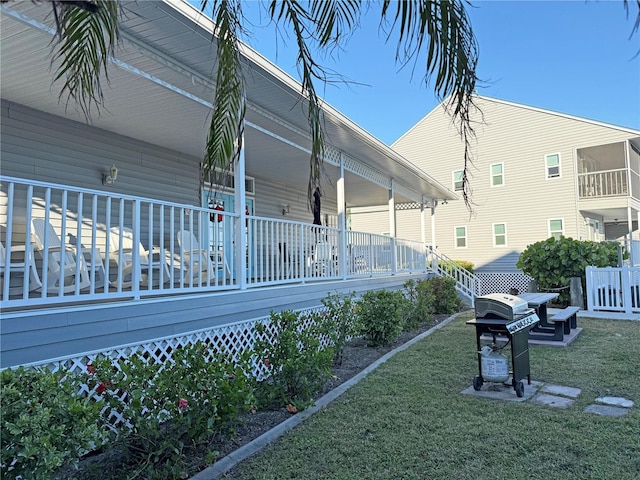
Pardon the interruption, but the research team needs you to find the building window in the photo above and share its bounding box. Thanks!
[453,170,464,191]
[546,153,561,179]
[549,219,564,240]
[455,226,467,248]
[493,223,507,246]
[490,163,504,187]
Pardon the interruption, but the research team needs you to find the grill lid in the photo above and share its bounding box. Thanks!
[475,293,529,320]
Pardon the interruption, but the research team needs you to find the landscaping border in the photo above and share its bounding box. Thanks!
[190,310,468,480]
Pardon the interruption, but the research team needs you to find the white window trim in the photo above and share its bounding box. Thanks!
[452,169,464,192]
[548,218,564,239]
[454,225,467,249]
[490,162,505,188]
[545,152,562,180]
[492,222,507,247]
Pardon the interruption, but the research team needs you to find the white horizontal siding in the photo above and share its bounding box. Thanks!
[387,97,637,272]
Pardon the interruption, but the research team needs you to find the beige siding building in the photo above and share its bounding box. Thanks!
[351,96,640,279]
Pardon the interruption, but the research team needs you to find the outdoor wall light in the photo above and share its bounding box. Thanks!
[102,164,119,186]
[282,204,290,216]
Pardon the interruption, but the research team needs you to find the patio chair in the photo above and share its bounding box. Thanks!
[309,242,335,277]
[0,241,41,296]
[31,218,91,293]
[176,230,216,285]
[108,227,172,288]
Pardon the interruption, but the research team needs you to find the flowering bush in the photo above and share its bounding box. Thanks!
[253,310,335,410]
[86,343,255,479]
[1,366,102,480]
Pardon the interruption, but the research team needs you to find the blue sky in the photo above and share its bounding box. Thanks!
[233,0,640,145]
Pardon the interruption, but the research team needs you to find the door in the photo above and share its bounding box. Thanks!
[203,191,254,279]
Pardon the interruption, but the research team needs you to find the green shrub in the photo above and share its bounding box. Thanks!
[402,279,435,330]
[86,344,254,479]
[421,276,462,314]
[440,259,474,274]
[357,289,406,346]
[1,366,103,480]
[517,237,618,304]
[320,291,361,365]
[253,310,335,410]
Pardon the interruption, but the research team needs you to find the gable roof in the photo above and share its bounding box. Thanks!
[394,95,640,147]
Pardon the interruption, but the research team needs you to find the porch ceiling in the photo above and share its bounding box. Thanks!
[0,0,455,207]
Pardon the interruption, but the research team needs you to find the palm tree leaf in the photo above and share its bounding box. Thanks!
[49,0,119,120]
[203,0,247,186]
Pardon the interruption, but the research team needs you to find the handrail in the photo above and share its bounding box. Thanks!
[426,246,478,305]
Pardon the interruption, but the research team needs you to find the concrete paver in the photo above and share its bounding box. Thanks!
[530,393,575,409]
[584,404,631,417]
[541,384,582,398]
[595,396,634,408]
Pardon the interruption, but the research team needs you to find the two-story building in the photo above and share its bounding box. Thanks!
[351,95,640,293]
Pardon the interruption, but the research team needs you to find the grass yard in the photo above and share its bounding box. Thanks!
[221,314,640,480]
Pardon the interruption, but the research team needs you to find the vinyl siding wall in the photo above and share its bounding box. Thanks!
[1,100,337,246]
[351,98,636,272]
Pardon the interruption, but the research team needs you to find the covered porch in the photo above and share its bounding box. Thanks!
[0,1,455,367]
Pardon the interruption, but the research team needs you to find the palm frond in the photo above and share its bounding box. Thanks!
[381,0,479,210]
[49,0,119,120]
[202,0,247,186]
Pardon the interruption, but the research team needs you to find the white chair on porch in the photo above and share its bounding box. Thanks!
[176,230,217,286]
[109,227,172,288]
[31,219,91,293]
[309,242,335,277]
[0,241,41,296]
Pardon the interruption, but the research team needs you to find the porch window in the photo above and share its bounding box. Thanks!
[453,170,464,191]
[455,226,467,248]
[549,219,564,240]
[493,223,507,246]
[546,153,561,179]
[490,163,504,187]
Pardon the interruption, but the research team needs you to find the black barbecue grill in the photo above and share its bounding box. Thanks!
[466,294,540,397]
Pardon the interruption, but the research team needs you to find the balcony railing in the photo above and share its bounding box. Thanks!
[1,176,429,308]
[578,168,629,199]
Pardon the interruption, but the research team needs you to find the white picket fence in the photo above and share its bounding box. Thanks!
[586,266,640,313]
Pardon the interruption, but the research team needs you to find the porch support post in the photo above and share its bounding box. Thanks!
[234,134,247,290]
[420,196,426,246]
[338,155,347,279]
[628,205,634,267]
[431,201,437,270]
[389,180,397,274]
[431,202,437,250]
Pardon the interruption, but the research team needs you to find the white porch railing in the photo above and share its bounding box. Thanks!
[426,246,478,304]
[1,176,429,308]
[578,168,629,198]
[585,265,640,313]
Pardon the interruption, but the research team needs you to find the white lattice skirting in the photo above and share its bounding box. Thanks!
[22,304,329,427]
[476,272,533,296]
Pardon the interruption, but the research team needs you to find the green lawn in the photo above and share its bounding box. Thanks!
[221,314,640,480]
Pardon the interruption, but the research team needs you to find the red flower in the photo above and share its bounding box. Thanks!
[96,381,110,394]
[178,398,189,410]
[86,364,96,374]
[286,403,297,414]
